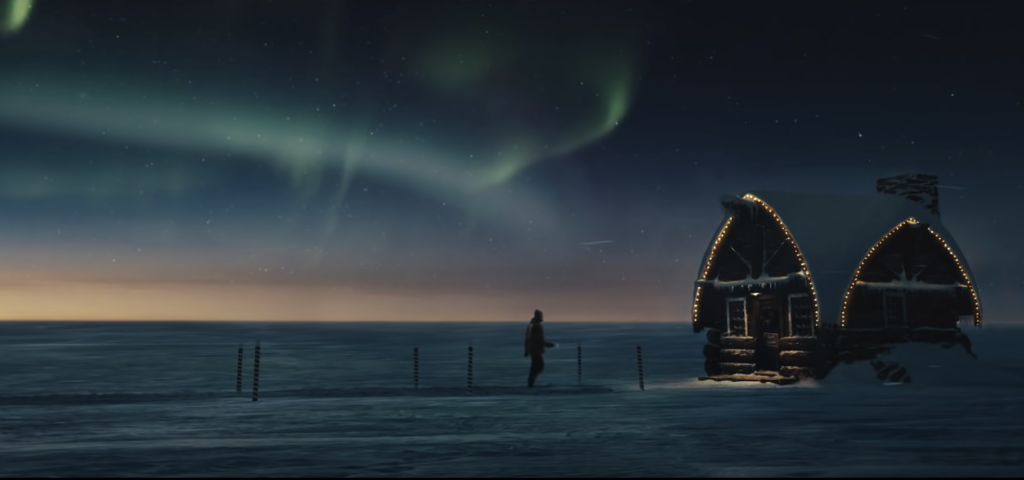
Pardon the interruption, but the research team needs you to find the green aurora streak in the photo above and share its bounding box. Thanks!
[0,0,32,36]
[0,2,642,235]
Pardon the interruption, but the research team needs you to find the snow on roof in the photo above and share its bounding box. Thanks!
[925,219,982,322]
[696,210,733,277]
[704,190,981,326]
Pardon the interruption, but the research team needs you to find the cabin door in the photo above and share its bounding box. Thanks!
[884,293,907,327]
[752,295,781,372]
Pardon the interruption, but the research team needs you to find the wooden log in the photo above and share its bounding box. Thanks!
[704,358,722,376]
[720,336,756,349]
[779,366,815,379]
[720,362,755,375]
[706,329,722,346]
[702,344,721,361]
[779,350,817,368]
[720,348,755,363]
[779,336,818,351]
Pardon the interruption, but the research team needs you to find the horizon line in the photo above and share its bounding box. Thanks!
[0,319,1019,326]
[0,318,689,323]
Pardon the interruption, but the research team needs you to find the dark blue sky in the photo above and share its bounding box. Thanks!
[0,0,1020,321]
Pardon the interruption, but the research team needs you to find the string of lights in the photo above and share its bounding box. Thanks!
[692,216,734,324]
[693,193,822,330]
[926,228,982,327]
[840,218,918,328]
[838,218,981,328]
[741,194,821,328]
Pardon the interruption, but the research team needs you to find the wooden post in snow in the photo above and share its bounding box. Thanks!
[636,345,645,392]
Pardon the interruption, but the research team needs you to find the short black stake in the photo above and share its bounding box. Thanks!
[636,345,645,392]
[413,347,419,389]
[252,341,261,402]
[467,345,474,394]
[236,343,243,394]
[577,344,582,385]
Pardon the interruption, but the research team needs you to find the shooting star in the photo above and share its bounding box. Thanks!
[937,185,967,190]
[923,34,941,41]
[579,240,613,252]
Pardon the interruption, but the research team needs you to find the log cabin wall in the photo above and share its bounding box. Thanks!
[905,293,959,329]
[846,288,886,329]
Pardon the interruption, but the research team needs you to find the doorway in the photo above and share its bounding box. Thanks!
[752,294,781,372]
[884,293,907,327]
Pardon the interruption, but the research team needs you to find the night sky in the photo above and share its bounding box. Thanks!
[0,0,1021,322]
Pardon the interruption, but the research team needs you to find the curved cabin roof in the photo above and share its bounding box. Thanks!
[702,190,981,327]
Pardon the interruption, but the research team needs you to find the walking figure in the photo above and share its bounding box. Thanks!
[524,309,555,387]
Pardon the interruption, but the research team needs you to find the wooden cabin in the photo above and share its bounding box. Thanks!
[691,172,981,384]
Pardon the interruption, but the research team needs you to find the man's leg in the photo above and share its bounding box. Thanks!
[528,354,543,387]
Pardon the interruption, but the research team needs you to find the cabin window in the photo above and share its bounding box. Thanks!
[788,293,813,337]
[726,297,747,336]
[884,293,907,327]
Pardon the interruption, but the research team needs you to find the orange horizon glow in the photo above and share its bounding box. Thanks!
[0,279,1016,324]
[0,280,685,322]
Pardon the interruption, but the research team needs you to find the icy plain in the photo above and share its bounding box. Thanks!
[1,321,1023,477]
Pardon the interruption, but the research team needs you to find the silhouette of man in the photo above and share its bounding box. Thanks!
[524,309,555,387]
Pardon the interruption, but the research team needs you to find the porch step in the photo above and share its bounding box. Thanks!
[698,371,799,385]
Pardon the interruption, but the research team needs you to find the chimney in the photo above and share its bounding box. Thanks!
[876,172,940,216]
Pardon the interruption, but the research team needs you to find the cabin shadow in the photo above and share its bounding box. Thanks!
[692,172,981,385]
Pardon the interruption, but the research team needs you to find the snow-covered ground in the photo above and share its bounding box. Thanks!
[2,321,1023,477]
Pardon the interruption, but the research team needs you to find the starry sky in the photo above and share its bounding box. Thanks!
[0,0,1021,322]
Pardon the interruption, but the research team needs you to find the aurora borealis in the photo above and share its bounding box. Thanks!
[0,0,1021,322]
[0,0,32,36]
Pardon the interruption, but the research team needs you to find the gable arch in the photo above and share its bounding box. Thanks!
[691,194,821,330]
[839,217,982,328]
[740,194,821,327]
